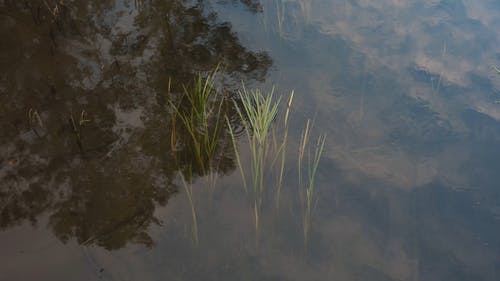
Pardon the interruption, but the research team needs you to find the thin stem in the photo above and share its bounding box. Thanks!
[179,171,198,245]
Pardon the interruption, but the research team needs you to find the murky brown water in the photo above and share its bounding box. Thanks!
[2,0,500,280]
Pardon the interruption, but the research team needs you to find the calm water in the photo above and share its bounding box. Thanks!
[1,0,500,280]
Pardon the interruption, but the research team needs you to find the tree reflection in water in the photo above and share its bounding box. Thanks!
[0,0,271,249]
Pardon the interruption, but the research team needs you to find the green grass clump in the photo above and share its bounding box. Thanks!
[167,70,326,248]
[168,69,221,172]
[228,85,326,245]
[233,86,281,236]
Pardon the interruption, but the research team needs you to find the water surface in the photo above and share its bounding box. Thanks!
[1,0,500,280]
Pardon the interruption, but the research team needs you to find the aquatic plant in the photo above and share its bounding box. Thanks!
[493,65,500,74]
[260,0,311,39]
[233,86,281,236]
[178,169,199,245]
[167,69,251,244]
[167,70,326,246]
[43,0,63,20]
[28,108,43,138]
[226,117,248,193]
[273,91,293,211]
[167,68,228,188]
[298,120,326,246]
[69,110,91,153]
[228,85,326,246]
[276,0,285,36]
[431,41,446,95]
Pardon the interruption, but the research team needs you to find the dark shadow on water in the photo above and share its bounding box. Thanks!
[0,0,271,250]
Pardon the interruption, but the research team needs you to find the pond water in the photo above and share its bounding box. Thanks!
[1,0,500,280]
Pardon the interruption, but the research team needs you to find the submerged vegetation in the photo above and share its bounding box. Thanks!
[167,68,226,181]
[178,169,199,245]
[298,120,326,246]
[260,0,312,40]
[168,69,326,246]
[233,87,281,237]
